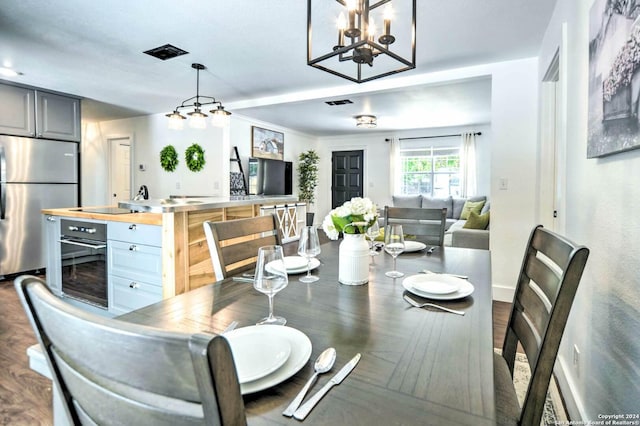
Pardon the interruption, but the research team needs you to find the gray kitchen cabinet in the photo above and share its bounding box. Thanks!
[107,222,162,315]
[0,83,35,137]
[43,214,63,295]
[0,81,80,141]
[35,90,81,141]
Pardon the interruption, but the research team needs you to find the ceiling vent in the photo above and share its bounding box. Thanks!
[143,44,189,60]
[325,99,353,106]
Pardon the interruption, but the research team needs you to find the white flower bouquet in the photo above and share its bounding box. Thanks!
[322,197,378,240]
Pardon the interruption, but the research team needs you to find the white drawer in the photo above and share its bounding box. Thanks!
[109,275,162,315]
[108,222,161,246]
[108,241,162,285]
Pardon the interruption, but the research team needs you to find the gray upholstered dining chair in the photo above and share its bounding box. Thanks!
[494,225,589,425]
[204,214,282,281]
[15,275,246,426]
[384,206,448,246]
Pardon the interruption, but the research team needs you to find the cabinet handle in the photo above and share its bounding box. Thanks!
[47,216,56,222]
[129,224,137,230]
[129,245,138,251]
[129,282,139,289]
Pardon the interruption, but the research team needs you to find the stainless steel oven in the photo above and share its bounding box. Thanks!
[59,219,107,309]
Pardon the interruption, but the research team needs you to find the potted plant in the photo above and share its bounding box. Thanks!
[298,150,320,225]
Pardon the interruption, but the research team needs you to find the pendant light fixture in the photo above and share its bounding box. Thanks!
[307,0,416,83]
[166,63,231,129]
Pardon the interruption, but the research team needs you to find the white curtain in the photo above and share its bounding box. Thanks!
[460,133,477,197]
[389,137,400,195]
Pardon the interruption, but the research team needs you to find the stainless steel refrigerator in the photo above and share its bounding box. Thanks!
[0,135,78,277]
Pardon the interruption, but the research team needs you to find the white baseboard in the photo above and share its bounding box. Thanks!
[554,356,588,421]
[492,284,514,302]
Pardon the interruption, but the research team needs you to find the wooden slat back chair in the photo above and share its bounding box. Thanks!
[204,214,282,281]
[384,206,447,246]
[494,225,589,425]
[15,275,246,426]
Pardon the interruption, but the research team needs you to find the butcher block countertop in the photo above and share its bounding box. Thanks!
[41,207,163,225]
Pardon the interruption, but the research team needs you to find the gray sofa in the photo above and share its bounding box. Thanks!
[390,194,490,250]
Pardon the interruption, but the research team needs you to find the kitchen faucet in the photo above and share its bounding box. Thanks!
[133,185,149,201]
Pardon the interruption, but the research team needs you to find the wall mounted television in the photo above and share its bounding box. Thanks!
[248,158,292,196]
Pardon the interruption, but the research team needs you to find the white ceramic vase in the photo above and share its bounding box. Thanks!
[338,233,370,285]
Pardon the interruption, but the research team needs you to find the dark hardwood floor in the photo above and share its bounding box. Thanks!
[0,273,513,425]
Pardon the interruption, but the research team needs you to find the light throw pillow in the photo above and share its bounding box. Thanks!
[460,200,486,220]
[392,194,422,208]
[463,211,490,230]
[422,196,453,218]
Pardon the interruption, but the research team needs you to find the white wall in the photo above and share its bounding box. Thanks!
[230,114,317,199]
[489,59,540,301]
[81,113,316,205]
[313,124,492,223]
[538,0,640,419]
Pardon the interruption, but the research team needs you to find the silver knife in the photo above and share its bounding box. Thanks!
[293,353,361,420]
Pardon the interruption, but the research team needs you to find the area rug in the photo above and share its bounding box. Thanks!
[495,349,568,425]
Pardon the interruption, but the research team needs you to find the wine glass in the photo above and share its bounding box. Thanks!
[365,221,381,256]
[297,226,321,283]
[253,245,289,325]
[384,224,405,278]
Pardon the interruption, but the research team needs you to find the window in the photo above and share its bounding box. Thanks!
[399,146,460,197]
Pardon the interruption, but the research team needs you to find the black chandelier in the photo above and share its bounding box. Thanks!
[307,0,416,83]
[166,63,231,129]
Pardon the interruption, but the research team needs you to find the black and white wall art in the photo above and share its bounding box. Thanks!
[588,0,640,157]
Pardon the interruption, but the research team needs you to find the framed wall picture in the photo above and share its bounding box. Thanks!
[251,126,284,160]
[588,0,640,157]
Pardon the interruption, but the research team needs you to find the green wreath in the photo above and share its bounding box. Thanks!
[185,143,206,172]
[160,145,179,172]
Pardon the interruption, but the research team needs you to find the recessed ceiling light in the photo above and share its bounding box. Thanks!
[0,67,22,77]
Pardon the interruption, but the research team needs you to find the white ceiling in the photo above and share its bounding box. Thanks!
[0,0,557,137]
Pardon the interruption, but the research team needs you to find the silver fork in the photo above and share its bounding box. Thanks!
[403,294,465,316]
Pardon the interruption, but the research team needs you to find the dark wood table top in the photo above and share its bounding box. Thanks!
[119,242,495,425]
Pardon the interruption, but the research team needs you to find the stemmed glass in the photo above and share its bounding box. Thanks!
[365,221,381,256]
[297,226,321,283]
[384,224,405,278]
[253,245,289,325]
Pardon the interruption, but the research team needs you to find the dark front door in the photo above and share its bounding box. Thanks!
[331,150,364,208]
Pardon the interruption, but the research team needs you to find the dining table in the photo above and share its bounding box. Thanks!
[117,240,495,425]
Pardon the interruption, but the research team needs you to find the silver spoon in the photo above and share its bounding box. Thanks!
[282,347,337,417]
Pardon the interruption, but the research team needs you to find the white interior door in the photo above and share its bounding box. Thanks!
[108,137,131,203]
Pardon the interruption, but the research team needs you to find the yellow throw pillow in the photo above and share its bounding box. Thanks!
[463,211,490,230]
[460,200,486,220]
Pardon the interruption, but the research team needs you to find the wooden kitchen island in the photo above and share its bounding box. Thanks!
[43,195,302,314]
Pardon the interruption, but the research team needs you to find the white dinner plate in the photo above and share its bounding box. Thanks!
[267,257,321,275]
[224,327,292,383]
[408,273,461,295]
[402,274,475,300]
[402,241,427,253]
[236,325,312,395]
[283,256,308,270]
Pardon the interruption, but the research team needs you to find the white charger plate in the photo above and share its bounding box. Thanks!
[402,274,474,300]
[402,241,427,253]
[235,325,312,395]
[225,327,292,383]
[267,256,320,275]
